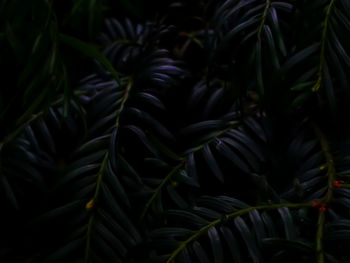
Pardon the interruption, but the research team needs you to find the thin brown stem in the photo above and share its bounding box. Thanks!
[313,124,337,263]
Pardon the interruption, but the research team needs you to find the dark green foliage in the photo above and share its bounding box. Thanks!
[1,0,350,262]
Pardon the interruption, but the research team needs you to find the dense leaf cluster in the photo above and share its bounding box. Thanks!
[1,0,350,262]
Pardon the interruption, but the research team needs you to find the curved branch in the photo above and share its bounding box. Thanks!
[0,91,86,152]
[313,124,337,263]
[84,78,133,262]
[181,121,240,155]
[140,163,184,222]
[139,121,242,221]
[166,202,312,263]
[84,153,108,262]
[116,78,133,127]
[257,0,271,41]
[312,0,337,92]
[59,34,121,85]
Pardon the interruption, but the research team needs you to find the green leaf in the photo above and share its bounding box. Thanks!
[271,2,293,12]
[291,92,312,108]
[37,119,56,153]
[262,238,313,253]
[256,41,264,96]
[215,139,250,173]
[177,248,192,263]
[201,144,224,182]
[94,220,127,257]
[61,164,99,186]
[118,154,143,184]
[92,231,123,263]
[329,26,350,67]
[43,238,83,263]
[208,227,224,263]
[220,226,242,263]
[282,44,320,71]
[98,208,137,247]
[135,92,166,110]
[105,161,131,208]
[278,207,296,240]
[58,34,121,84]
[123,125,159,157]
[263,25,280,69]
[249,209,267,243]
[0,174,19,210]
[290,81,315,91]
[150,228,192,239]
[101,184,141,242]
[193,206,221,220]
[74,134,110,155]
[167,210,208,228]
[261,212,277,237]
[180,120,225,136]
[234,216,262,263]
[221,137,259,171]
[185,153,198,183]
[193,241,210,263]
[268,7,286,56]
[37,200,84,223]
[167,185,189,209]
[174,169,199,187]
[326,230,350,240]
[323,62,338,117]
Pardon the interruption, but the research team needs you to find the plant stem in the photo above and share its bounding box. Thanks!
[59,34,121,85]
[116,78,132,127]
[166,202,311,263]
[140,121,241,221]
[0,90,86,152]
[140,163,184,222]
[313,124,337,263]
[316,211,326,263]
[84,215,94,263]
[257,0,271,41]
[312,0,337,92]
[84,78,133,262]
[84,153,108,263]
[181,121,240,155]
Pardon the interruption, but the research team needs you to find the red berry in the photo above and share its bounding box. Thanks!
[319,204,327,212]
[333,180,345,188]
[312,201,320,207]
